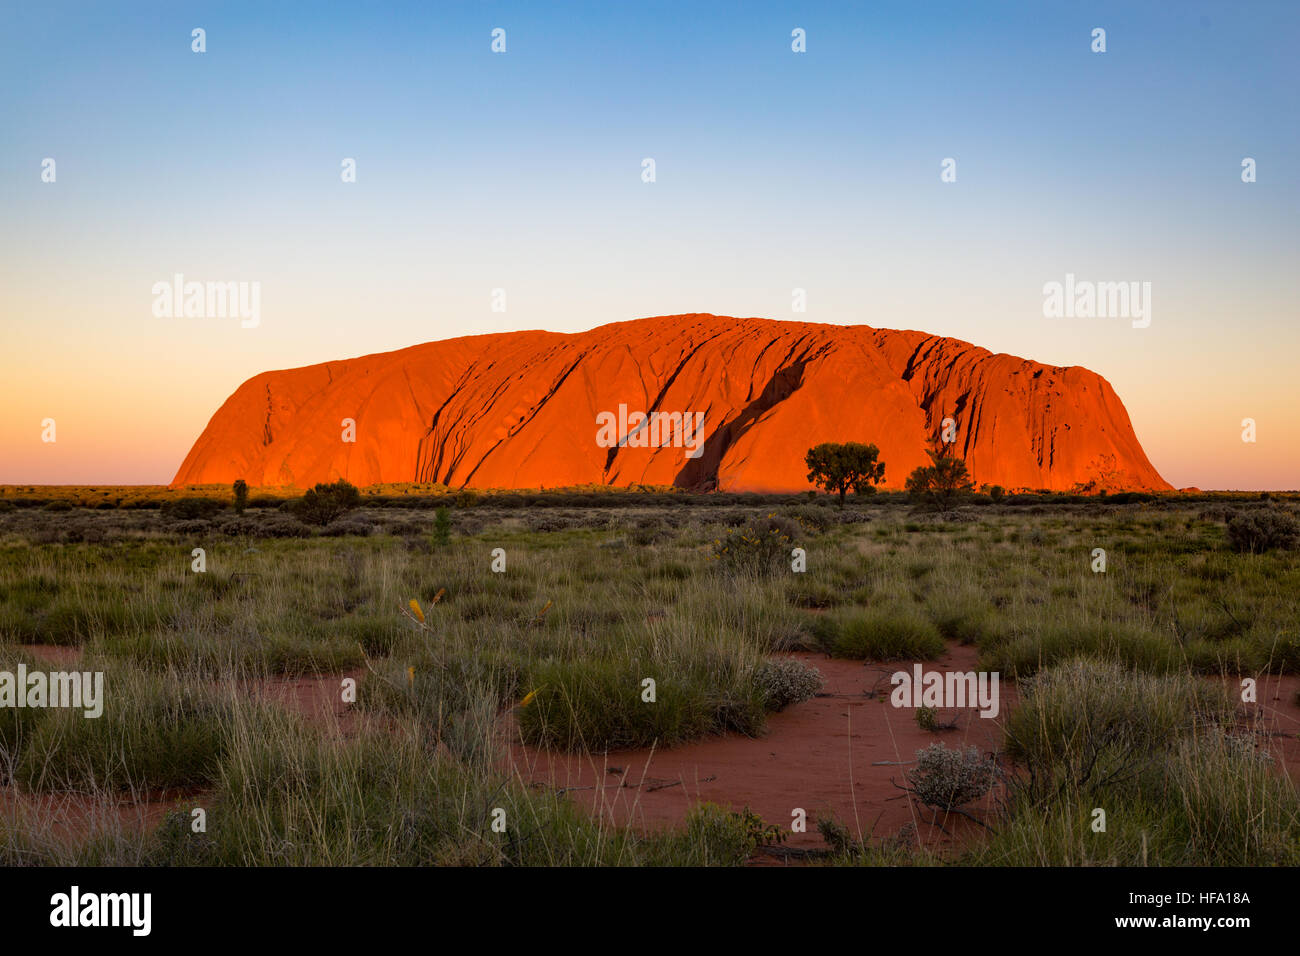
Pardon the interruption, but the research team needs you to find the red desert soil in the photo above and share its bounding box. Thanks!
[172,313,1170,493]
[0,787,202,847]
[239,668,367,734]
[510,649,1300,859]
[510,645,1011,856]
[1226,671,1300,783]
[17,644,83,666]
[7,648,1296,861]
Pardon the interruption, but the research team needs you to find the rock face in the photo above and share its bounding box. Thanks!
[171,314,1171,493]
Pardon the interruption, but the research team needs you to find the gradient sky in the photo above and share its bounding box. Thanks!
[2,1,1297,489]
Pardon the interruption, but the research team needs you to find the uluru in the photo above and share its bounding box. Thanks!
[171,314,1171,494]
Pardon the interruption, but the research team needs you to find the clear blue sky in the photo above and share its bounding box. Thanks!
[2,1,1297,487]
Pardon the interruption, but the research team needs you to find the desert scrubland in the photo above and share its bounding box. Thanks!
[0,488,1296,866]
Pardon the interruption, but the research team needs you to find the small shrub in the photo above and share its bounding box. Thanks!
[1226,509,1298,553]
[711,515,799,575]
[905,743,997,811]
[526,513,571,533]
[915,706,939,732]
[161,497,222,520]
[321,515,373,537]
[979,620,1181,678]
[170,519,212,535]
[219,516,258,537]
[676,804,776,866]
[630,523,669,546]
[455,515,485,536]
[756,658,823,711]
[816,815,857,854]
[517,656,766,751]
[789,505,833,534]
[256,514,312,538]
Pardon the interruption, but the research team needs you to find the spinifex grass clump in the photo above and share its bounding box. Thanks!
[1002,658,1233,788]
[0,648,55,762]
[149,717,631,866]
[923,589,1000,645]
[977,619,1182,678]
[11,664,260,791]
[0,576,150,645]
[144,716,764,867]
[973,658,1299,866]
[516,645,770,752]
[809,605,944,660]
[975,726,1300,867]
[361,648,521,764]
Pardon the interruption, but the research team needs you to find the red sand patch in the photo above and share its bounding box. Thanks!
[510,644,1010,854]
[1225,670,1300,784]
[238,668,366,733]
[0,787,204,848]
[17,644,83,666]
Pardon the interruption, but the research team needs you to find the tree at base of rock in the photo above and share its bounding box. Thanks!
[804,442,886,507]
[906,447,975,512]
[293,479,361,526]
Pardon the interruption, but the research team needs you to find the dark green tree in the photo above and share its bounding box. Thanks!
[905,446,974,512]
[232,479,249,515]
[804,442,886,507]
[294,479,361,526]
[432,506,452,547]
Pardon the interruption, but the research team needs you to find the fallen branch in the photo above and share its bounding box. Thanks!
[755,845,835,862]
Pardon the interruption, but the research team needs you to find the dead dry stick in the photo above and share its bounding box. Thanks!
[847,703,863,842]
[945,806,995,832]
[757,845,835,862]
